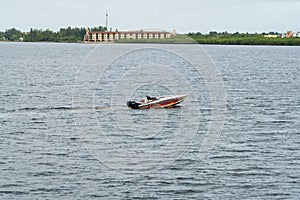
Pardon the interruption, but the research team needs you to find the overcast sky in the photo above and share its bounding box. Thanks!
[1,0,299,33]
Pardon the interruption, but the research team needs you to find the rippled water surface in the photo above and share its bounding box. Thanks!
[0,42,299,199]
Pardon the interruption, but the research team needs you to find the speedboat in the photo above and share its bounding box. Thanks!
[127,95,187,109]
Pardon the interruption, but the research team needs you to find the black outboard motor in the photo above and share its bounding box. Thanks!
[127,101,141,109]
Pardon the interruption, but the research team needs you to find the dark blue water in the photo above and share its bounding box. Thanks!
[0,42,299,199]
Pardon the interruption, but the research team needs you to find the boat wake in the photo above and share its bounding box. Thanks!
[0,106,129,116]
[0,104,184,118]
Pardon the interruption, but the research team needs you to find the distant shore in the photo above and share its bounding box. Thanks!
[1,27,300,46]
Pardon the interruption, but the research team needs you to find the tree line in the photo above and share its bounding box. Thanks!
[0,26,107,42]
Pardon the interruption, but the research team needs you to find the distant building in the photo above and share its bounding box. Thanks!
[281,31,300,38]
[264,34,279,38]
[293,32,300,38]
[286,31,293,38]
[84,29,176,42]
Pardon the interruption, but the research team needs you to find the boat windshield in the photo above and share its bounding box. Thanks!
[146,96,158,101]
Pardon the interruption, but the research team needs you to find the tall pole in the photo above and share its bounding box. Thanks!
[105,11,108,31]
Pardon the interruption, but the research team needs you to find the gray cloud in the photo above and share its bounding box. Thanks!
[0,0,299,33]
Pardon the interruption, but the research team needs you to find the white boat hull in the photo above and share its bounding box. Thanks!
[127,95,187,109]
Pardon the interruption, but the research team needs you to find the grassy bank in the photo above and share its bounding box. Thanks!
[191,36,300,46]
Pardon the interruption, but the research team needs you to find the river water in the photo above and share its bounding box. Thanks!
[0,42,299,199]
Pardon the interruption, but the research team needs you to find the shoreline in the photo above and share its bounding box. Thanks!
[1,39,300,46]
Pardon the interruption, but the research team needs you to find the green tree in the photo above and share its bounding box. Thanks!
[90,26,107,32]
[0,31,4,40]
[4,28,23,41]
